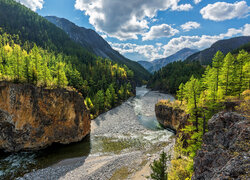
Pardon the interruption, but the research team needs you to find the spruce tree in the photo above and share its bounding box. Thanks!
[150,151,169,180]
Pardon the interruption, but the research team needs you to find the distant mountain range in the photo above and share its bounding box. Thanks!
[186,36,250,65]
[138,48,198,73]
[45,16,150,81]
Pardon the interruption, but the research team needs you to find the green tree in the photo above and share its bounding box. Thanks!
[94,90,105,113]
[105,88,112,110]
[184,76,201,131]
[177,83,185,104]
[220,52,234,96]
[235,50,249,96]
[150,151,169,180]
[212,51,224,91]
[55,62,68,88]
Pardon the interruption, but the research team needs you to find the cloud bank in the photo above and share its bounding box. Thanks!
[111,24,250,61]
[75,0,192,40]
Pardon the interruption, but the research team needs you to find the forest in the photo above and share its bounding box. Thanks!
[0,0,149,83]
[0,0,145,118]
[147,61,205,94]
[166,50,250,179]
[0,31,135,118]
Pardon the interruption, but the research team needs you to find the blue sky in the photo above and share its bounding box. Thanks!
[17,0,250,61]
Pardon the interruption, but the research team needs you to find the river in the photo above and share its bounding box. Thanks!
[0,86,175,180]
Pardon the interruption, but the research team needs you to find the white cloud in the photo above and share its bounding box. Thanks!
[142,24,179,41]
[163,24,250,56]
[200,1,250,21]
[242,24,250,36]
[181,21,200,31]
[194,0,202,4]
[110,24,250,61]
[75,0,192,40]
[110,42,165,60]
[15,0,44,11]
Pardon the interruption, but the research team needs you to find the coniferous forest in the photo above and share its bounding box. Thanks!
[0,0,249,179]
[0,0,142,118]
[163,50,250,179]
[0,31,135,118]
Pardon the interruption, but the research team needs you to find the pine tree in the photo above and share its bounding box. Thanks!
[235,50,249,96]
[220,52,234,96]
[105,89,112,110]
[177,83,185,104]
[150,151,169,180]
[94,90,105,113]
[55,62,68,88]
[212,51,224,91]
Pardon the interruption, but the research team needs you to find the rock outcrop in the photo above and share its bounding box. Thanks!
[155,102,189,132]
[0,82,90,152]
[192,112,250,180]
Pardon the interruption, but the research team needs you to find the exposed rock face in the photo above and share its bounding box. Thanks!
[155,103,189,132]
[192,112,250,180]
[0,82,90,152]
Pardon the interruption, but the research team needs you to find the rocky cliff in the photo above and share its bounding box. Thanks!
[0,82,90,152]
[192,112,250,180]
[155,101,189,132]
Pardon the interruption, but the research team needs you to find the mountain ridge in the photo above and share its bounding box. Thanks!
[138,48,198,73]
[45,16,150,81]
[186,36,250,64]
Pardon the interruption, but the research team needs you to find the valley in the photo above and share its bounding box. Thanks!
[1,87,175,179]
[0,0,249,179]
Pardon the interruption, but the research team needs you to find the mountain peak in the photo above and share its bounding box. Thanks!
[138,48,198,73]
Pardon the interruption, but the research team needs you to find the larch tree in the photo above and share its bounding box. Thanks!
[212,51,224,91]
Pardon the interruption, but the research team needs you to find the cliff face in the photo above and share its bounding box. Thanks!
[155,102,189,132]
[0,82,91,152]
[192,112,250,180]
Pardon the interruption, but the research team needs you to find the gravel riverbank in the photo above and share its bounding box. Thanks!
[19,88,175,180]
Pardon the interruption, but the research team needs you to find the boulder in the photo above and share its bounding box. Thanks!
[192,112,250,180]
[155,103,189,133]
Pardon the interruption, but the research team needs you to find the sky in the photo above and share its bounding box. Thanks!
[16,0,250,62]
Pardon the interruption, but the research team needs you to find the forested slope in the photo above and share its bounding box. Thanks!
[156,50,250,179]
[45,16,150,82]
[0,0,137,118]
[147,61,205,94]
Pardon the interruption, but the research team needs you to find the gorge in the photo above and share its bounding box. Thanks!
[0,87,175,179]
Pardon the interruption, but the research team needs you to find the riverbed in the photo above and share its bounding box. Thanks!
[0,87,175,180]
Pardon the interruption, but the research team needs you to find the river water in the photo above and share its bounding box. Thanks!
[0,87,174,179]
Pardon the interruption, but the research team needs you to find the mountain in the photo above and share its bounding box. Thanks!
[0,0,139,118]
[45,16,150,82]
[138,48,198,73]
[186,36,250,65]
[137,61,153,71]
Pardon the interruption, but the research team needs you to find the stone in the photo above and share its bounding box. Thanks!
[155,103,189,133]
[192,112,250,180]
[0,82,91,152]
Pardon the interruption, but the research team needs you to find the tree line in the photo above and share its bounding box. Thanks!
[147,61,205,94]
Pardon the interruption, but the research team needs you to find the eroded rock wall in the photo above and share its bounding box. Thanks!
[192,112,250,180]
[155,103,189,132]
[0,82,90,152]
